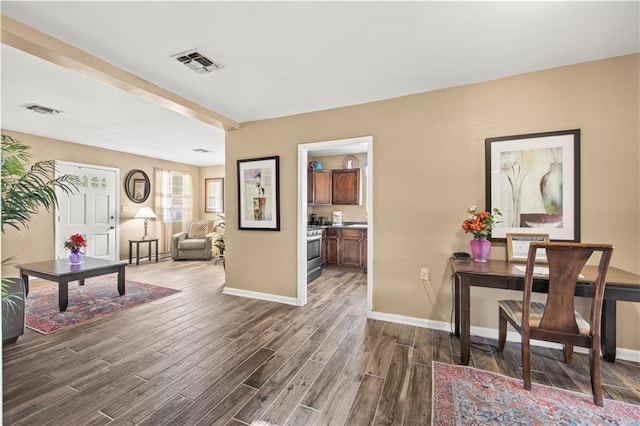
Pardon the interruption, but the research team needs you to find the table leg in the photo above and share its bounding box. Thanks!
[20,270,30,296]
[155,240,158,262]
[117,266,126,295]
[601,299,616,362]
[147,241,152,263]
[59,279,69,311]
[460,275,471,365]
[454,273,460,337]
[136,242,140,266]
[129,240,133,264]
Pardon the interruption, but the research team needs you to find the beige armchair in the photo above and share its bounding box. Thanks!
[171,220,218,260]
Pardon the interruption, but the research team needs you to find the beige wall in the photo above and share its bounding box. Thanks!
[225,54,640,350]
[1,130,202,270]
[308,153,368,223]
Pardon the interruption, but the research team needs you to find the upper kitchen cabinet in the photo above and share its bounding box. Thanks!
[308,169,332,205]
[332,169,361,205]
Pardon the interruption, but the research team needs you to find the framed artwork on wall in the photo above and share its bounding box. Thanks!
[205,178,224,213]
[237,156,280,231]
[485,129,580,242]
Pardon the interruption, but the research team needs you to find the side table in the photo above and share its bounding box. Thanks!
[129,238,159,265]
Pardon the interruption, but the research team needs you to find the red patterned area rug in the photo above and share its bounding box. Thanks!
[432,361,640,425]
[25,276,180,334]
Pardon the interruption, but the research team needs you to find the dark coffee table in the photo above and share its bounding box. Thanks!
[17,257,127,312]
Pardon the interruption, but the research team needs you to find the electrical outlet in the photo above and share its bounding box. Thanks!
[122,206,129,213]
[420,268,429,280]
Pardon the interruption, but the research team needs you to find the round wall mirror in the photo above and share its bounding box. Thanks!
[124,169,151,203]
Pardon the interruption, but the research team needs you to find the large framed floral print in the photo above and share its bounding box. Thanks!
[237,156,280,231]
[485,129,580,242]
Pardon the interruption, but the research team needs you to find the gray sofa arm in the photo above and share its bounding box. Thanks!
[204,232,217,260]
[171,232,188,260]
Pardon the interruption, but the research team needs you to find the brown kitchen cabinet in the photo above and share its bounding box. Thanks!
[321,229,328,265]
[325,228,339,266]
[331,169,361,205]
[339,229,363,268]
[324,227,366,271]
[308,169,332,205]
[362,229,368,273]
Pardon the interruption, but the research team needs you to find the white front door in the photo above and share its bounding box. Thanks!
[55,162,119,260]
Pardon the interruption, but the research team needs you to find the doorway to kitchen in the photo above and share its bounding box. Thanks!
[297,136,373,316]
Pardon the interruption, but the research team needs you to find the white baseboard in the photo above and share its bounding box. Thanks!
[222,286,299,306]
[370,311,640,363]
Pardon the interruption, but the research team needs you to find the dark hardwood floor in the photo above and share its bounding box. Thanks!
[3,259,640,424]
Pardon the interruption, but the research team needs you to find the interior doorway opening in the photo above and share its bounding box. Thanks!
[297,136,373,316]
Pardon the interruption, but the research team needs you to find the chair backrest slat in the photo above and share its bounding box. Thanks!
[525,242,614,338]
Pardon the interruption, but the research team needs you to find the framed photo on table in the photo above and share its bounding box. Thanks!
[237,156,280,231]
[506,232,550,262]
[205,178,224,213]
[485,129,580,242]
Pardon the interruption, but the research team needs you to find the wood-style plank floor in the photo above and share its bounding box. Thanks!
[3,259,640,424]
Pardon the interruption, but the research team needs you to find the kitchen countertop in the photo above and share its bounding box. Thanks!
[308,222,368,229]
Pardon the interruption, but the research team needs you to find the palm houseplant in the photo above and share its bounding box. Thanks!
[1,134,79,343]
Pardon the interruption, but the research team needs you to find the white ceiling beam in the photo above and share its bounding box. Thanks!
[1,14,240,131]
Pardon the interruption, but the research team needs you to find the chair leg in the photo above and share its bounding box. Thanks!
[522,338,531,390]
[498,309,507,352]
[590,344,604,407]
[563,344,574,364]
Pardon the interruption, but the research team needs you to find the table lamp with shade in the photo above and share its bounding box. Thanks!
[134,207,157,239]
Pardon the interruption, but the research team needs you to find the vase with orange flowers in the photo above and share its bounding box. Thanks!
[461,206,502,263]
[64,233,87,264]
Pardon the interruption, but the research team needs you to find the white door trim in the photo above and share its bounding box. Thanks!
[54,161,120,260]
[297,136,373,317]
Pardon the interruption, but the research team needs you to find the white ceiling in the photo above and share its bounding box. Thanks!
[2,2,638,166]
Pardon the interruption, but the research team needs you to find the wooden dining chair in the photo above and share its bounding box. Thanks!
[497,242,614,406]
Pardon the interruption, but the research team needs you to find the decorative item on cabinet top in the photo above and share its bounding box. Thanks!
[342,155,359,169]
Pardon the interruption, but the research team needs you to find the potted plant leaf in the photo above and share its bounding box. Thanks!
[212,215,225,268]
[1,134,79,344]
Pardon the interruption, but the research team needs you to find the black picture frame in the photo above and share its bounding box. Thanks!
[237,156,280,231]
[124,169,150,203]
[485,129,580,242]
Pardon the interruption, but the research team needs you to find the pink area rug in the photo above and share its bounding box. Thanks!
[25,276,180,334]
[432,361,640,425]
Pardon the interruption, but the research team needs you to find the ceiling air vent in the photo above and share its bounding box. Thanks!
[192,148,211,153]
[23,103,64,115]
[171,49,222,74]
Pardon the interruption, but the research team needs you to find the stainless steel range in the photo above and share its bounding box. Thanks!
[307,228,323,283]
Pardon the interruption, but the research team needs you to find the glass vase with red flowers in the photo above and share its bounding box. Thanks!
[461,206,502,262]
[64,233,87,264]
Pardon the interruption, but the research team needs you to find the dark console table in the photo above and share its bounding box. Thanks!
[450,258,640,365]
[129,238,159,265]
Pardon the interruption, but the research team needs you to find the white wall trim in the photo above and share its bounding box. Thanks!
[370,310,640,363]
[222,286,299,306]
[297,135,374,312]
